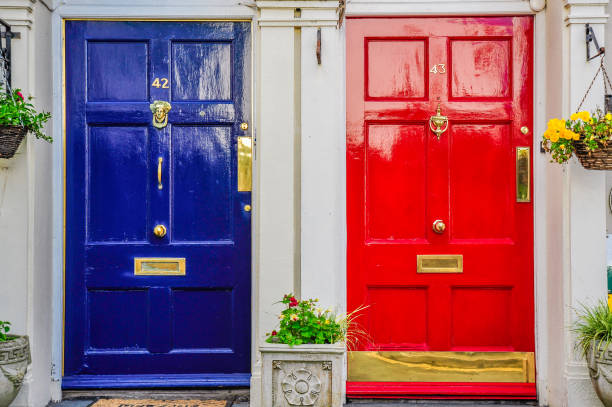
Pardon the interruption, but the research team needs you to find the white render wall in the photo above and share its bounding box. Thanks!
[0,1,54,407]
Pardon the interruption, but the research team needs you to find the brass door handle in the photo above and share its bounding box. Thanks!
[433,219,446,234]
[153,224,167,238]
[157,157,163,190]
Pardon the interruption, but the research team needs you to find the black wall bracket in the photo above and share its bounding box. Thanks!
[0,19,20,89]
[586,23,605,61]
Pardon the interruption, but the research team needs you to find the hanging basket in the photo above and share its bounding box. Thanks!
[574,140,612,170]
[0,125,26,159]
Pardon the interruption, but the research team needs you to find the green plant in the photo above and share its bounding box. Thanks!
[265,295,370,348]
[0,88,52,142]
[0,321,11,342]
[572,300,612,359]
[266,295,343,346]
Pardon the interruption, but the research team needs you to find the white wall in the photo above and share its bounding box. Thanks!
[0,1,54,406]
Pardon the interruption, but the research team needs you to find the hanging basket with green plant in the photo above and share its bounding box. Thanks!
[0,88,51,159]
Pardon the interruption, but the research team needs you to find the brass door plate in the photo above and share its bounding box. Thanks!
[516,147,530,203]
[417,254,463,273]
[134,258,186,276]
[348,351,535,383]
[237,136,252,192]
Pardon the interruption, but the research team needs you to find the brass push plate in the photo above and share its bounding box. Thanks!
[134,258,186,276]
[516,146,530,202]
[417,254,463,273]
[237,136,252,192]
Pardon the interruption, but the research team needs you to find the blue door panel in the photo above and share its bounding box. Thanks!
[172,125,233,242]
[65,21,251,388]
[88,126,150,243]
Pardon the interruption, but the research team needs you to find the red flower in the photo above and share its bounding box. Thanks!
[289,297,299,308]
[271,330,277,336]
[16,91,24,101]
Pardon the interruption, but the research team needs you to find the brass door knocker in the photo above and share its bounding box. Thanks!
[429,103,449,140]
[150,100,171,129]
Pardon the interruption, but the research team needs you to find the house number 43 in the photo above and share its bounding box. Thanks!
[430,64,446,74]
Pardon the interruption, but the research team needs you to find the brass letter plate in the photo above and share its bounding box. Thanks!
[417,255,463,273]
[516,147,530,202]
[134,258,186,276]
[237,136,252,192]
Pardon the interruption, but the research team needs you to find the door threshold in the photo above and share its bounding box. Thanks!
[62,374,251,389]
[62,388,250,402]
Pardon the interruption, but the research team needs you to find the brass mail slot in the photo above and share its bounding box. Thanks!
[134,258,186,276]
[237,136,252,192]
[417,254,463,273]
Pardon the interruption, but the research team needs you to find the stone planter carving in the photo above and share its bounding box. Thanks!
[260,343,345,407]
[0,336,30,407]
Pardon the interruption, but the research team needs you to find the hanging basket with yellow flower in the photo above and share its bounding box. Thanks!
[542,110,612,170]
[543,57,612,170]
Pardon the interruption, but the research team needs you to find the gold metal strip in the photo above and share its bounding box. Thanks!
[417,254,463,274]
[134,258,186,276]
[516,147,530,203]
[348,351,535,383]
[237,136,252,192]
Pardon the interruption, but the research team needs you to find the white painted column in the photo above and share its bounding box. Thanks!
[251,3,299,405]
[562,2,609,406]
[299,3,344,314]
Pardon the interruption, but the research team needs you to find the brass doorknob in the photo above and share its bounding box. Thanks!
[433,219,446,234]
[153,224,167,238]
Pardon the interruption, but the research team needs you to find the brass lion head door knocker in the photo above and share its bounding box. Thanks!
[150,100,171,129]
[429,102,449,140]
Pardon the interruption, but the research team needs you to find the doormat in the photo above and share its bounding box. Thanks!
[90,400,226,407]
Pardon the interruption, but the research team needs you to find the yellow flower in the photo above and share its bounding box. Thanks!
[290,314,299,321]
[325,320,330,325]
[570,113,579,121]
[580,111,591,121]
[606,113,612,121]
[560,144,566,150]
[573,132,580,140]
[278,314,285,320]
[550,133,560,142]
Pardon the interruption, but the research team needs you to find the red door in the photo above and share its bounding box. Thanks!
[347,17,534,399]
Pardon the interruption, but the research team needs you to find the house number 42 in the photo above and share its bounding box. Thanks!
[430,64,446,74]
[152,77,170,88]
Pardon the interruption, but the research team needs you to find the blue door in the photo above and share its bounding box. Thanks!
[64,21,252,388]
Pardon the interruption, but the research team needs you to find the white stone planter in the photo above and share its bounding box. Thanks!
[260,343,345,407]
[0,336,30,407]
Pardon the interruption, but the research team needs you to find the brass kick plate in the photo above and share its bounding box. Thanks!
[134,258,186,276]
[348,351,535,383]
[417,254,463,273]
[237,136,252,192]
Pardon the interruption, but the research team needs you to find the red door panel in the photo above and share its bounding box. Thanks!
[347,17,534,398]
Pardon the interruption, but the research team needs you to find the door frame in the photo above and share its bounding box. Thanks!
[343,4,548,404]
[51,11,257,392]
